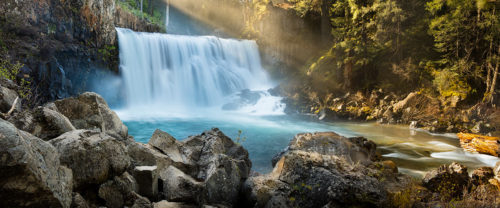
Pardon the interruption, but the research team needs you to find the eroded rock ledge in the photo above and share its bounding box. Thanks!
[1,91,499,207]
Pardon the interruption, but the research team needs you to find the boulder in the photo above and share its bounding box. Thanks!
[272,132,378,166]
[50,130,130,188]
[0,118,73,208]
[133,166,159,200]
[9,106,76,140]
[422,162,469,198]
[162,166,203,203]
[471,167,494,186]
[0,86,21,113]
[98,172,138,208]
[243,132,407,208]
[188,128,252,205]
[457,133,500,157]
[51,92,128,138]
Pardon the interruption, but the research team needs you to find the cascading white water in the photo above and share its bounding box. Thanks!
[116,28,284,117]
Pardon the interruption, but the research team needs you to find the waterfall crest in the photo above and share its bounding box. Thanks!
[116,28,283,116]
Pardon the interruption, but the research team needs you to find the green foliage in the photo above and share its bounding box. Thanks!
[98,44,117,62]
[0,58,31,99]
[235,130,247,144]
[116,0,166,32]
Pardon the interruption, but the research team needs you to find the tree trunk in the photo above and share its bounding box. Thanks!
[488,46,500,105]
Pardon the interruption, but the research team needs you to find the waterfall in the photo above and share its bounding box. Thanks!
[116,28,284,116]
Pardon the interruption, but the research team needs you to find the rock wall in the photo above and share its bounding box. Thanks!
[0,0,163,104]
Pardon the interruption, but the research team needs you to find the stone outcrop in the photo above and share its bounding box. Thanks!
[130,128,252,206]
[243,132,410,208]
[0,118,73,208]
[458,133,500,157]
[49,129,130,188]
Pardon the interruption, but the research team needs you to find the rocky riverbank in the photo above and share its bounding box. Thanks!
[275,86,500,137]
[1,87,499,207]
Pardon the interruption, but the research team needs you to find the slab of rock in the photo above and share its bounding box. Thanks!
[148,129,184,163]
[51,92,128,138]
[0,118,73,208]
[50,129,130,188]
[9,106,76,140]
[458,133,500,156]
[133,166,159,200]
[422,162,469,198]
[162,166,202,203]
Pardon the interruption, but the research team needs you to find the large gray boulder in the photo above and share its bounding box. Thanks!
[9,106,76,140]
[50,129,130,188]
[162,166,203,203]
[50,92,128,138]
[243,132,408,208]
[0,118,73,208]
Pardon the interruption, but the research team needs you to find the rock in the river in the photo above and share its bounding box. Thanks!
[50,92,128,138]
[272,132,378,166]
[9,106,76,140]
[422,162,469,199]
[458,133,500,156]
[50,129,130,188]
[0,118,73,208]
[243,132,408,208]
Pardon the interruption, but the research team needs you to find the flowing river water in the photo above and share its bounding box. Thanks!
[114,28,499,177]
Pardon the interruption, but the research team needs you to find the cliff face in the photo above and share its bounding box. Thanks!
[0,0,162,104]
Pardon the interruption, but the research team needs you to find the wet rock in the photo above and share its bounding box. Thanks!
[471,167,494,186]
[422,162,469,198]
[162,166,203,203]
[133,166,159,200]
[0,119,73,208]
[98,172,138,208]
[9,106,76,140]
[457,133,500,156]
[50,130,130,188]
[51,92,128,138]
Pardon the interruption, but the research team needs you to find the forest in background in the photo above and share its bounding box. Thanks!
[251,0,500,108]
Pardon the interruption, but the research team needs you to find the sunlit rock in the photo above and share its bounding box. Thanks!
[458,133,500,157]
